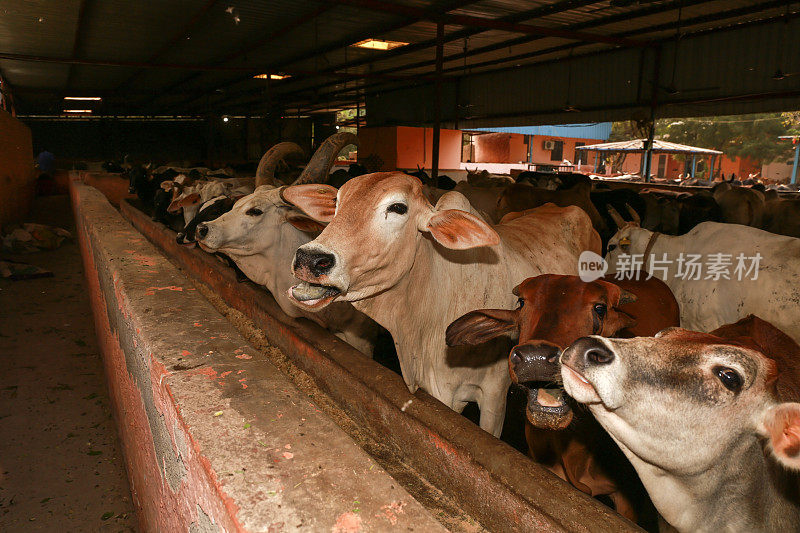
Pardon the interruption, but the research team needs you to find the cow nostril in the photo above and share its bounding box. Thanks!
[509,349,522,367]
[311,253,335,274]
[176,233,185,243]
[196,224,208,239]
[585,347,614,365]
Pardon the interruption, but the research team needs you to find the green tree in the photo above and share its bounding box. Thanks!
[656,113,795,171]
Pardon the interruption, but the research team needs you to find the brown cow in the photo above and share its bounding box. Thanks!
[497,182,607,233]
[446,273,679,522]
[561,316,800,532]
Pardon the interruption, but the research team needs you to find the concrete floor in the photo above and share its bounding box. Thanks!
[0,195,137,532]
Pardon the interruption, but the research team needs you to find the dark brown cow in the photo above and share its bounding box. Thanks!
[446,273,679,522]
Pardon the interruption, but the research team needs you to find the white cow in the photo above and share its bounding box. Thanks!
[561,316,800,532]
[196,134,378,355]
[283,172,600,436]
[606,221,800,344]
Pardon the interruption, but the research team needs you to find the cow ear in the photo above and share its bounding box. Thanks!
[280,184,337,222]
[446,309,518,346]
[285,214,326,233]
[423,209,500,250]
[761,403,800,470]
[168,192,200,213]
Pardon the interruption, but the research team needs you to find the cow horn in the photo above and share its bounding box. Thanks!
[606,204,626,230]
[293,132,359,185]
[256,142,306,187]
[618,289,638,305]
[625,203,641,226]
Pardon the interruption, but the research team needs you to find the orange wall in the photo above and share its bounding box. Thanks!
[356,126,398,171]
[0,109,34,227]
[718,155,761,179]
[396,126,461,170]
[357,126,461,171]
[473,132,605,168]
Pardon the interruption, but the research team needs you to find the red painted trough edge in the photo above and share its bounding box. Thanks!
[70,180,448,532]
[120,198,641,533]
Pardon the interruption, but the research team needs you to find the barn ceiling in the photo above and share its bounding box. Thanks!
[0,0,797,121]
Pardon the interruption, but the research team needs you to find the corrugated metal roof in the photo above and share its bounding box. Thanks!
[0,0,796,119]
[471,122,612,139]
[576,138,723,154]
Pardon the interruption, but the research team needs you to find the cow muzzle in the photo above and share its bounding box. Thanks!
[289,246,344,310]
[510,342,573,430]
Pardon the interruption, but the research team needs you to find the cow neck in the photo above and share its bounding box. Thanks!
[643,231,661,260]
[353,233,440,337]
[626,435,791,531]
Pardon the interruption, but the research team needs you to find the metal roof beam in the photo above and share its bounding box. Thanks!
[64,0,92,92]
[201,0,704,114]
[166,0,483,111]
[113,0,221,91]
[331,0,648,47]
[222,1,793,117]
[153,2,336,98]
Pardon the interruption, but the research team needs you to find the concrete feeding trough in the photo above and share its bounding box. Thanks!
[72,171,640,532]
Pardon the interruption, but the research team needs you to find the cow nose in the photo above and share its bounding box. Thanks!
[569,337,615,367]
[176,233,185,244]
[295,248,336,277]
[196,223,209,239]
[509,343,561,382]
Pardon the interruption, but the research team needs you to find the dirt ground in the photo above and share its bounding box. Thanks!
[0,195,137,532]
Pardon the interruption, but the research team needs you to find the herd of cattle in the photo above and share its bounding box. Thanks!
[126,132,800,532]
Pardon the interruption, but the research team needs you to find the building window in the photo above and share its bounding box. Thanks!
[550,140,564,161]
[574,142,585,165]
[657,154,667,178]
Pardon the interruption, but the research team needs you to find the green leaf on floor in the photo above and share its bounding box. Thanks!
[87,450,102,456]
[40,497,50,503]
[101,511,114,520]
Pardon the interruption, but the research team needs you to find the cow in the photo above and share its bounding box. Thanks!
[605,220,800,344]
[466,169,514,188]
[445,273,678,522]
[282,171,600,436]
[497,182,607,235]
[561,315,800,532]
[762,196,800,238]
[196,133,380,356]
[516,171,591,190]
[712,182,765,227]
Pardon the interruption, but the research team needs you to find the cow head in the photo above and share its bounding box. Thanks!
[446,274,636,430]
[560,318,800,479]
[195,185,325,286]
[283,172,499,310]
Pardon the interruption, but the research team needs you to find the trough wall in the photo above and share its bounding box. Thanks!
[71,179,445,532]
[0,109,34,227]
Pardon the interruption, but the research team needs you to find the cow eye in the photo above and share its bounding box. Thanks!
[714,366,742,393]
[516,297,524,309]
[245,207,263,216]
[387,202,408,215]
[593,303,607,318]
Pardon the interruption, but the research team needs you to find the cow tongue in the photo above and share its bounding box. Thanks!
[525,387,573,430]
[291,281,338,302]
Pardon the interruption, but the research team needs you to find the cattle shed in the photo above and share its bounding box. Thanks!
[1,2,800,532]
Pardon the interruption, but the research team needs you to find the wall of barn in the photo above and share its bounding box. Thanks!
[23,117,314,168]
[357,126,461,171]
[0,109,34,227]
[472,132,602,168]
